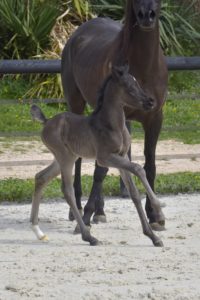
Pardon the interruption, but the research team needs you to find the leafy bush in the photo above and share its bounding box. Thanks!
[0,0,60,58]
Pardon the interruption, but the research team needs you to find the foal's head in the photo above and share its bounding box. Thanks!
[112,64,154,111]
[128,0,161,31]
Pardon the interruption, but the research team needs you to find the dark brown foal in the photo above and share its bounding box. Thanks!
[30,65,165,246]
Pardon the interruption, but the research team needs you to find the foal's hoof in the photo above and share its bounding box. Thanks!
[74,224,91,235]
[89,237,100,246]
[40,235,49,242]
[93,214,107,224]
[150,221,166,232]
[68,208,83,221]
[153,239,164,247]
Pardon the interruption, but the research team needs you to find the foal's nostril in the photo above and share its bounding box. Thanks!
[149,97,155,108]
[143,97,155,110]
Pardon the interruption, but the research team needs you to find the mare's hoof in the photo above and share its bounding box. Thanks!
[153,239,164,247]
[150,221,166,232]
[74,224,91,235]
[68,208,83,221]
[93,214,107,224]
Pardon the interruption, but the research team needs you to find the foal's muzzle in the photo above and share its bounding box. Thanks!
[143,97,155,111]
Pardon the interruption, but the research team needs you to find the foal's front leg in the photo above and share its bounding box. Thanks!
[98,154,165,226]
[119,169,163,246]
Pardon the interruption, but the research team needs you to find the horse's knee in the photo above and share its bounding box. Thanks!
[133,163,146,178]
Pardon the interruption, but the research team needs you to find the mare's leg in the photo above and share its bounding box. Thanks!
[68,157,83,221]
[119,169,163,246]
[143,111,165,229]
[30,160,60,240]
[82,161,108,226]
[97,154,165,225]
[120,121,131,197]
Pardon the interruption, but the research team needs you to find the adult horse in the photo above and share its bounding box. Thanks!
[61,0,168,229]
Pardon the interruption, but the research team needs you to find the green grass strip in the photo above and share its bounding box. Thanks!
[0,172,200,203]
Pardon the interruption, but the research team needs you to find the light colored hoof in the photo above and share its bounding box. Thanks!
[40,235,49,242]
[93,215,107,224]
[150,222,166,232]
[74,224,91,235]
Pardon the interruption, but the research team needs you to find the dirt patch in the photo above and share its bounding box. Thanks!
[0,194,200,299]
[0,139,200,179]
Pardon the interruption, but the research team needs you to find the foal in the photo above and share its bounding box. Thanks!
[30,64,165,246]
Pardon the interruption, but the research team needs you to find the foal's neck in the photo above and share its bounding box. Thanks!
[96,80,125,131]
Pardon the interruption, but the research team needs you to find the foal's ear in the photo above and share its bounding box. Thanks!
[112,63,129,79]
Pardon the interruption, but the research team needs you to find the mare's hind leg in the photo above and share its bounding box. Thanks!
[82,161,108,226]
[120,170,163,247]
[68,158,83,221]
[30,160,60,240]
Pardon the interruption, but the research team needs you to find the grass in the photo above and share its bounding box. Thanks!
[0,71,200,143]
[0,172,200,203]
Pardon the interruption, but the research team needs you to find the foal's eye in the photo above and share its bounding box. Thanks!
[132,76,136,82]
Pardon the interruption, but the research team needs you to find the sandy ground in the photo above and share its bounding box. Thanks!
[0,194,200,300]
[0,139,200,179]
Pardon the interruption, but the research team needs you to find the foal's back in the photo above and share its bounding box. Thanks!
[42,112,97,159]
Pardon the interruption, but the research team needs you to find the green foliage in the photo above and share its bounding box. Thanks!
[160,1,200,55]
[90,0,124,20]
[0,0,59,58]
[0,76,31,99]
[0,102,66,134]
[1,173,200,202]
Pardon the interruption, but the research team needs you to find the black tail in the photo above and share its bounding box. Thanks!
[30,105,47,125]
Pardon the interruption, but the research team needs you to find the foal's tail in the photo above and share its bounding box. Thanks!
[30,104,47,125]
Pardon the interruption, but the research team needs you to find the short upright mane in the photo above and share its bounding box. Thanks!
[92,75,112,115]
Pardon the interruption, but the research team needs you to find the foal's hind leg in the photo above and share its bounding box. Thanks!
[54,149,99,246]
[30,160,60,240]
[61,67,86,221]
[120,170,163,247]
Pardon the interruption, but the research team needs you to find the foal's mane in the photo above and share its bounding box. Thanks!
[92,74,112,115]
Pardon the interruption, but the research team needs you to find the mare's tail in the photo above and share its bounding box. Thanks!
[30,104,47,125]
